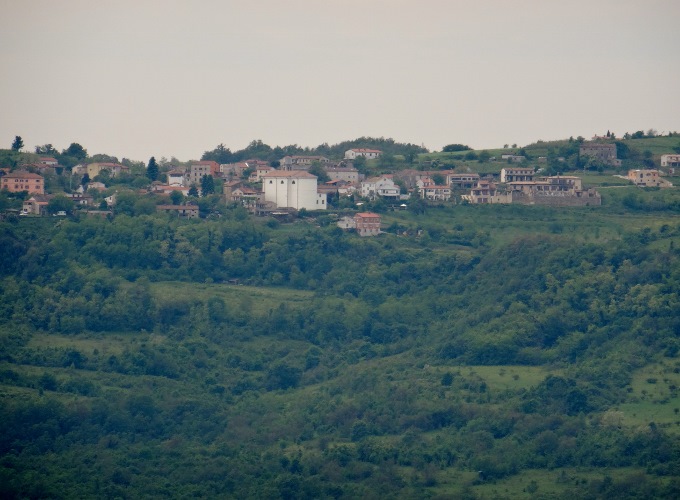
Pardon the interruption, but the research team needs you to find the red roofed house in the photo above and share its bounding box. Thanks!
[355,212,381,236]
[344,148,382,160]
[39,157,59,166]
[1,171,44,194]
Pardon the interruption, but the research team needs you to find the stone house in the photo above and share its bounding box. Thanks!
[22,194,53,215]
[627,169,672,188]
[462,180,511,204]
[156,204,199,219]
[189,161,219,186]
[579,142,621,167]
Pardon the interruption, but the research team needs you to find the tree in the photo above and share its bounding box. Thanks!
[47,195,74,215]
[63,143,87,160]
[146,157,159,181]
[308,162,330,183]
[478,151,491,163]
[169,190,184,205]
[81,173,90,188]
[11,136,23,151]
[188,184,199,197]
[202,143,233,164]
[353,156,367,174]
[432,173,446,185]
[35,144,56,155]
[442,144,471,152]
[200,175,215,196]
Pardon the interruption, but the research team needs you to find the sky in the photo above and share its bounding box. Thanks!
[1,0,678,162]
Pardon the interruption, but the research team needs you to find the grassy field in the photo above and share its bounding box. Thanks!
[150,281,314,314]
[614,359,680,433]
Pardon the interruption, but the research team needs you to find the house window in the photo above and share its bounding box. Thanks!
[292,181,295,184]
[269,180,273,184]
[281,180,284,184]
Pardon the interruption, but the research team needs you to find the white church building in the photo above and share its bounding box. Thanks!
[262,170,326,210]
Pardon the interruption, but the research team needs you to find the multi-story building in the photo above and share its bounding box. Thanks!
[446,172,480,189]
[188,161,219,186]
[416,177,451,201]
[262,170,326,210]
[660,154,680,168]
[627,169,672,187]
[345,148,382,160]
[355,212,381,236]
[500,167,535,183]
[1,171,44,194]
[579,142,621,166]
[325,166,359,183]
[361,175,400,200]
[463,180,511,204]
[86,163,130,178]
[280,156,329,170]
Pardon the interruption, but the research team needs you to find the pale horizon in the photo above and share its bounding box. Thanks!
[1,0,678,162]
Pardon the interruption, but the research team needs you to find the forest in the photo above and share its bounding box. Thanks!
[1,181,680,498]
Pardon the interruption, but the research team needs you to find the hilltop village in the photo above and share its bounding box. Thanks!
[2,131,680,499]
[1,133,678,235]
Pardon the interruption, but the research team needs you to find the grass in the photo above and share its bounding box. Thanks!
[465,466,654,499]
[621,136,680,156]
[447,365,556,392]
[614,360,680,433]
[150,281,314,314]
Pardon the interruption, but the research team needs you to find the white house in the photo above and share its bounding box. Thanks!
[416,177,451,201]
[345,148,382,160]
[661,154,680,168]
[262,170,326,210]
[167,169,187,187]
[361,175,400,200]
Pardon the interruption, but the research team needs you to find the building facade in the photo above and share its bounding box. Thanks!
[579,142,621,166]
[501,167,535,183]
[355,212,381,236]
[660,154,680,168]
[345,148,382,160]
[262,170,326,210]
[1,171,44,194]
[361,175,400,200]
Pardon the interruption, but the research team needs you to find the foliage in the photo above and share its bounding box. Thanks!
[46,195,74,215]
[146,156,159,181]
[200,175,215,196]
[442,144,471,152]
[11,136,23,151]
[1,176,680,497]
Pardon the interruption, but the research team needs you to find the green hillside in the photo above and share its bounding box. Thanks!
[2,187,680,498]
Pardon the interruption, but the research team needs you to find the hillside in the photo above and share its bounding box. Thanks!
[2,189,680,497]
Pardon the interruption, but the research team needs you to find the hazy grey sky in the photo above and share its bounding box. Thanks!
[2,0,678,162]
